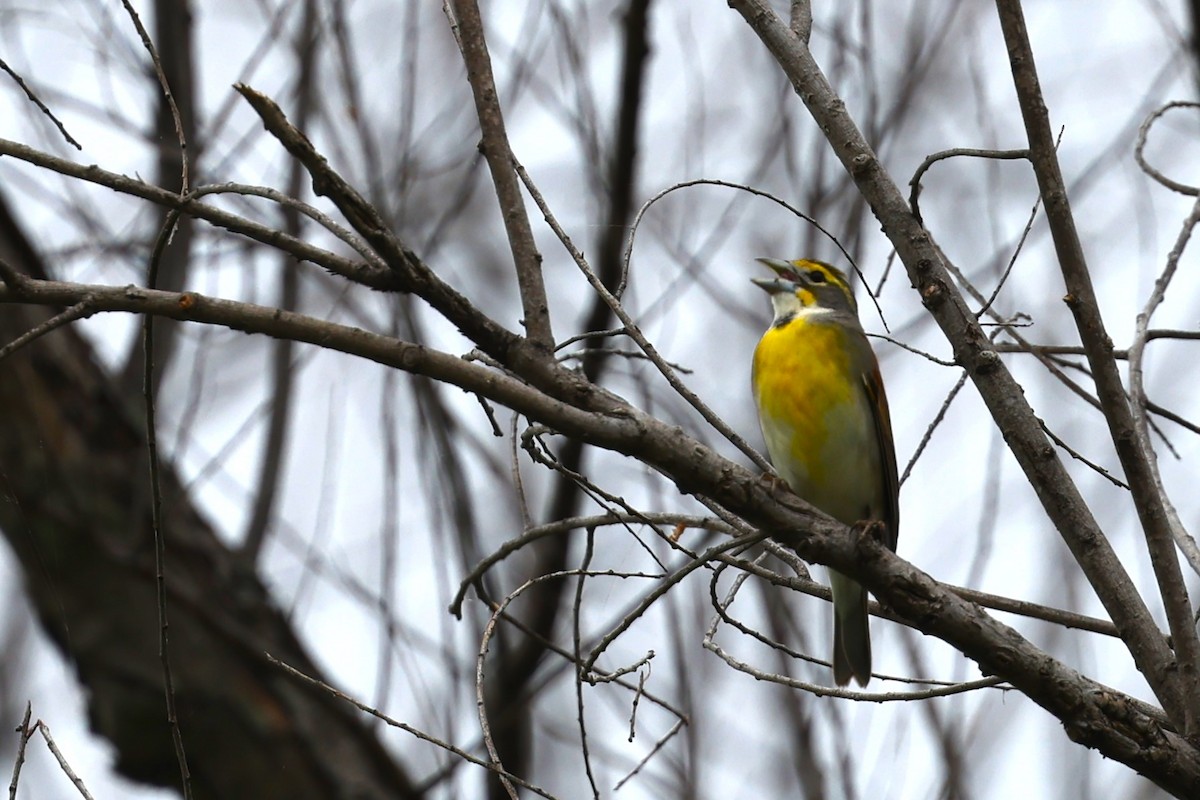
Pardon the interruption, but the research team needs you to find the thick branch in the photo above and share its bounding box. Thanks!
[994,0,1200,736]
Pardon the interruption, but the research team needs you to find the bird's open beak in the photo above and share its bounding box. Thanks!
[752,258,796,293]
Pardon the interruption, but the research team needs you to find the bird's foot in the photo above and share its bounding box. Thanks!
[757,471,791,496]
[851,518,888,544]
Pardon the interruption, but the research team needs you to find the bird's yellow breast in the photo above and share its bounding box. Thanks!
[752,313,878,523]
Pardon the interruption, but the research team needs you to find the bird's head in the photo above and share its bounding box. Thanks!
[752,258,858,322]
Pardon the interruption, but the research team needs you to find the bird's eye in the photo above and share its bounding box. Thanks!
[807,270,827,284]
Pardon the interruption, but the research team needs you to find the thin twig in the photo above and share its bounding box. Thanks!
[0,57,81,149]
[120,0,189,192]
[557,347,695,373]
[476,570,661,799]
[611,717,684,791]
[908,147,1029,225]
[521,427,654,519]
[476,596,520,800]
[900,370,969,486]
[721,550,1126,641]
[1040,420,1129,490]
[266,654,559,799]
[142,206,193,799]
[514,163,774,472]
[554,327,627,351]
[620,178,879,324]
[581,533,766,675]
[192,182,385,268]
[1127,194,1200,576]
[0,298,95,362]
[516,427,673,576]
[869,333,956,367]
[1135,101,1200,196]
[484,605,684,720]
[1146,400,1200,437]
[977,144,1048,318]
[7,703,32,800]
[704,564,1011,700]
[572,530,601,799]
[35,723,95,800]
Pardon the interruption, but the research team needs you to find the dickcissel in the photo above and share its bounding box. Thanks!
[751,258,899,687]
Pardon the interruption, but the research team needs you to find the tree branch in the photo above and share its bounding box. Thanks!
[994,0,1200,735]
[444,0,555,353]
[234,85,579,401]
[0,136,398,289]
[1128,195,1200,577]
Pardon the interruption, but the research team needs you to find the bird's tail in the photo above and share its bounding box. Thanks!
[830,570,872,687]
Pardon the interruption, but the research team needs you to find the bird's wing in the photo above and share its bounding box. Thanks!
[862,363,900,552]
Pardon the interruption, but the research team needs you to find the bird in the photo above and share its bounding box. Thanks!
[750,257,899,687]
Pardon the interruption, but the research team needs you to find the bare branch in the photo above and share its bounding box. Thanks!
[34,722,95,800]
[0,297,96,362]
[7,703,32,800]
[0,57,81,149]
[0,136,398,290]
[1128,195,1200,576]
[1135,101,1200,195]
[444,0,554,353]
[265,654,560,799]
[995,0,1200,733]
[119,0,189,191]
[908,146,1030,225]
[141,209,194,800]
[234,85,571,393]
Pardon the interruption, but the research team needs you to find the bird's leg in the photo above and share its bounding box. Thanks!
[849,518,887,543]
[757,470,792,496]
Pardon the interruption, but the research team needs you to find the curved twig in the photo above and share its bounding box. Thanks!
[908,146,1029,225]
[449,512,737,617]
[1135,101,1200,196]
[1128,195,1200,577]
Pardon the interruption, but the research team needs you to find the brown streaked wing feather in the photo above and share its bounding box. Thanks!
[862,365,900,551]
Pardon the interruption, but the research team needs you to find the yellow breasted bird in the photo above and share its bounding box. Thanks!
[751,258,899,687]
